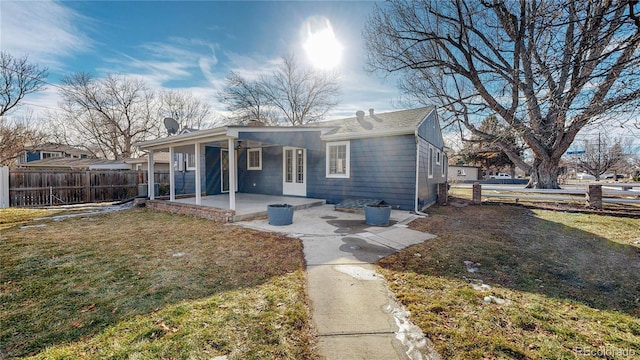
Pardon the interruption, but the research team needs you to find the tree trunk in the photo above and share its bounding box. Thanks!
[527,158,561,189]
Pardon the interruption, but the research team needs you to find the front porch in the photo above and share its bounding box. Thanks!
[149,193,326,222]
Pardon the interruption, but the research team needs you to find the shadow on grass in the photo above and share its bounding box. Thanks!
[0,209,307,358]
[379,201,640,316]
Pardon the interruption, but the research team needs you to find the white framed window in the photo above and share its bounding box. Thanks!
[174,153,184,171]
[186,153,196,170]
[436,150,441,165]
[326,141,350,178]
[442,155,447,177]
[247,148,262,170]
[41,151,62,159]
[428,146,434,178]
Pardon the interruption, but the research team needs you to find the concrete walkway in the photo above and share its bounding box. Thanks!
[237,205,440,360]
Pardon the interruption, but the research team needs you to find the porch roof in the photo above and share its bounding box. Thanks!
[135,125,333,152]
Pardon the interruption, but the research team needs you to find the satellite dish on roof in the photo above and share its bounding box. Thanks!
[164,117,179,136]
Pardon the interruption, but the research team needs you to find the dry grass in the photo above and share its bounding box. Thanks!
[0,208,64,231]
[1,208,317,359]
[379,201,640,359]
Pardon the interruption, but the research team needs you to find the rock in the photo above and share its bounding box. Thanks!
[464,260,481,273]
[472,283,492,292]
[483,295,507,305]
[133,198,146,207]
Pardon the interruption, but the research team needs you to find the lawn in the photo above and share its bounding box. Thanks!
[0,208,317,359]
[379,200,640,359]
[0,208,64,231]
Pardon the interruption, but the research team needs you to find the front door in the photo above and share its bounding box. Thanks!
[282,147,306,196]
[221,149,238,193]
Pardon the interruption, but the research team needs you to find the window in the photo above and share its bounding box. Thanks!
[326,141,350,178]
[296,149,304,183]
[41,151,62,159]
[186,153,196,170]
[436,150,441,165]
[247,148,262,170]
[428,146,434,178]
[174,153,184,171]
[442,155,447,177]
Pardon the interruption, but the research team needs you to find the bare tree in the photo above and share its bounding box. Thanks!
[218,71,278,125]
[0,52,48,166]
[576,135,628,180]
[157,89,219,131]
[57,73,159,160]
[218,55,341,126]
[364,0,640,188]
[460,115,523,176]
[0,52,48,116]
[0,110,46,166]
[261,55,341,126]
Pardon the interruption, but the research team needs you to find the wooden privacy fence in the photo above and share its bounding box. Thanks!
[8,169,170,207]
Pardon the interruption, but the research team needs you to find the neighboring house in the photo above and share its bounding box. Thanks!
[136,107,447,211]
[124,153,171,171]
[20,155,172,171]
[17,143,94,165]
[449,165,481,182]
[19,157,133,170]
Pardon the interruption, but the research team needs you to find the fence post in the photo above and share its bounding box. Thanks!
[586,184,602,209]
[0,166,8,208]
[472,182,482,205]
[85,171,91,203]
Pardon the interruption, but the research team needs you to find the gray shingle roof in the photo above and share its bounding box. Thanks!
[20,158,130,169]
[24,143,94,157]
[316,106,435,138]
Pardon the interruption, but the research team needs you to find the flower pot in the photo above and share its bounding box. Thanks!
[364,204,391,226]
[267,204,294,226]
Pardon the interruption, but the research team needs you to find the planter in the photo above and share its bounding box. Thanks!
[364,204,392,226]
[267,204,294,226]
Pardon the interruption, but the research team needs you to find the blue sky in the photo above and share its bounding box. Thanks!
[1,0,405,123]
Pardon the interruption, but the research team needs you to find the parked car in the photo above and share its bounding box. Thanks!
[489,173,512,179]
[602,173,625,179]
[576,172,596,180]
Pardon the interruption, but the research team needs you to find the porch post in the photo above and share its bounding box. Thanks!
[169,146,175,201]
[227,137,236,211]
[147,151,155,200]
[195,143,202,205]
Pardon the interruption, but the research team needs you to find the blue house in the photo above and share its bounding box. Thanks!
[136,107,447,215]
[17,143,93,166]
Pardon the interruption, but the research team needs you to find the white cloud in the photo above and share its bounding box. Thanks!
[97,37,222,90]
[223,51,280,80]
[0,0,91,69]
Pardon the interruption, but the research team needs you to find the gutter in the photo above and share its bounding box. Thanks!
[414,130,428,216]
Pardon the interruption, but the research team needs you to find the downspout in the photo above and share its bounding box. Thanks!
[414,131,428,216]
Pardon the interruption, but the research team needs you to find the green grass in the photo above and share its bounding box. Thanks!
[1,209,317,359]
[379,201,640,359]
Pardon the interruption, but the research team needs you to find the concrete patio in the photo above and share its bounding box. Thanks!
[171,193,326,221]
